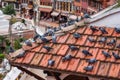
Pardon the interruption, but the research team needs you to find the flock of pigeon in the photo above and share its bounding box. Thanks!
[13,25,120,71]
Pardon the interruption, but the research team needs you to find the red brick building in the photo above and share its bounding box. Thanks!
[74,0,117,15]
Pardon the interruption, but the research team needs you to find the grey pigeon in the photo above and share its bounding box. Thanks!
[112,52,120,59]
[15,51,25,58]
[87,58,96,64]
[98,37,107,43]
[62,54,72,62]
[99,27,108,34]
[69,45,79,51]
[84,65,93,71]
[82,50,93,56]
[88,37,95,42]
[107,39,116,46]
[90,26,98,32]
[73,33,81,39]
[25,40,32,47]
[52,34,57,43]
[43,46,52,51]
[102,51,111,58]
[40,36,49,42]
[115,27,120,33]
[33,34,40,41]
[48,60,55,66]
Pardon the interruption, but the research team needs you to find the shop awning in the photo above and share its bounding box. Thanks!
[51,11,60,16]
[39,8,52,13]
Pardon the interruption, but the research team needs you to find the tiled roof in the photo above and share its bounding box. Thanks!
[11,26,120,79]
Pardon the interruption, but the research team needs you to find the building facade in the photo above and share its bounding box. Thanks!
[39,0,53,19]
[74,0,117,16]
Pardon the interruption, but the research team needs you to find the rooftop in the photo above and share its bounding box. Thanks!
[10,24,120,79]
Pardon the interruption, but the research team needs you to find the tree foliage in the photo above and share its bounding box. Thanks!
[2,4,16,15]
[117,0,120,7]
[14,39,22,50]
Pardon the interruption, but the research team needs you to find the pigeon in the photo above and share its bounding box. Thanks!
[82,50,93,56]
[84,65,93,71]
[73,33,81,39]
[40,36,49,42]
[87,58,96,64]
[115,27,120,33]
[9,46,15,53]
[116,44,120,48]
[102,51,111,58]
[48,60,55,66]
[62,54,72,62]
[25,40,32,47]
[99,27,108,34]
[69,45,79,51]
[112,52,120,59]
[98,37,107,43]
[107,39,116,46]
[90,26,98,32]
[15,51,26,58]
[33,34,40,41]
[43,46,52,51]
[52,34,57,43]
[87,37,96,42]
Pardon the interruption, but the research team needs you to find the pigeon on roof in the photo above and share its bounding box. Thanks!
[90,26,98,32]
[107,39,116,46]
[48,59,55,66]
[112,52,120,60]
[87,58,96,64]
[43,46,52,52]
[98,37,107,43]
[114,27,120,33]
[102,51,111,58]
[62,54,72,62]
[73,33,81,39]
[15,51,26,58]
[25,40,32,47]
[69,45,79,51]
[40,36,49,42]
[82,50,93,56]
[87,37,96,42]
[84,65,93,71]
[52,34,57,43]
[99,27,108,34]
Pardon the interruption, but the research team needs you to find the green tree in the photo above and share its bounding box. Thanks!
[14,39,22,50]
[117,0,120,7]
[2,4,16,15]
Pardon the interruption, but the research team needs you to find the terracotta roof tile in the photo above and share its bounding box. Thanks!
[11,26,120,79]
[75,35,88,45]
[57,59,69,70]
[57,45,69,56]
[57,34,70,43]
[66,35,77,44]
[97,62,110,76]
[96,49,108,61]
[108,64,120,78]
[39,54,52,67]
[48,56,61,69]
[22,52,35,64]
[84,27,93,35]
[67,59,80,71]
[77,60,89,73]
[76,27,86,34]
[30,54,43,65]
